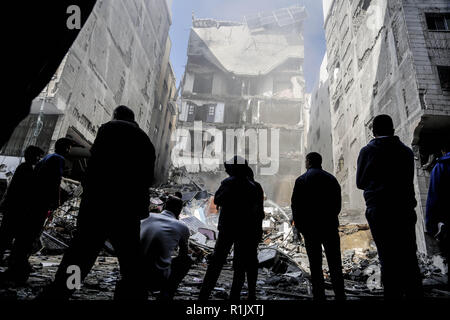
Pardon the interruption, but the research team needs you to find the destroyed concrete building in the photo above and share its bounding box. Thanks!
[320,0,450,252]
[174,7,308,205]
[0,0,177,183]
[304,54,334,173]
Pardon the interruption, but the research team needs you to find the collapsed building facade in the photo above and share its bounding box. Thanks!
[175,7,308,205]
[317,0,450,252]
[0,0,177,184]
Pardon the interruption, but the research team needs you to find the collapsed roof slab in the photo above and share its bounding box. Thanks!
[189,25,304,77]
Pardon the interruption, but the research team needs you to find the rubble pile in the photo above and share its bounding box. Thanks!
[5,179,443,300]
[41,179,82,253]
[254,203,448,297]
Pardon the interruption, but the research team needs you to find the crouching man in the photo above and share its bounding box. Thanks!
[141,195,192,300]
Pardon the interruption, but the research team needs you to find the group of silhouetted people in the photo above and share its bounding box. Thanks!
[0,139,73,283]
[0,111,449,301]
[290,114,450,301]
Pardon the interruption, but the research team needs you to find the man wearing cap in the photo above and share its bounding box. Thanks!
[140,195,191,300]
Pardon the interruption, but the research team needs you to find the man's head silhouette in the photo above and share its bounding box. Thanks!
[372,114,394,137]
[113,105,135,123]
[305,152,322,169]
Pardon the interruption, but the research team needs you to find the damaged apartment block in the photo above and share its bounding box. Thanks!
[176,6,308,206]
[316,0,450,254]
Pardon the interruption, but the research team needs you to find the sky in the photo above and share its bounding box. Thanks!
[168,0,326,93]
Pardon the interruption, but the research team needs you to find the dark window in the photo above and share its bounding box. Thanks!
[193,73,213,94]
[194,105,209,122]
[273,79,292,95]
[426,13,450,31]
[224,104,241,123]
[187,102,196,122]
[206,104,216,123]
[163,80,168,96]
[437,66,450,90]
[333,98,341,112]
[228,78,242,96]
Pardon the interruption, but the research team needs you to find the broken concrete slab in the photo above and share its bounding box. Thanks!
[190,232,208,245]
[198,227,216,240]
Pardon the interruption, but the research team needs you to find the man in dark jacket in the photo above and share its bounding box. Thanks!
[199,156,261,301]
[291,152,345,301]
[0,146,44,261]
[426,141,450,288]
[41,105,155,300]
[4,139,72,282]
[357,114,422,299]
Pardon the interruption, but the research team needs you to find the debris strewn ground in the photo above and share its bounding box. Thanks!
[0,179,449,300]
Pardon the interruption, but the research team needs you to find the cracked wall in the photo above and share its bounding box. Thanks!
[2,0,174,181]
[323,0,450,253]
[305,54,334,174]
[177,14,307,206]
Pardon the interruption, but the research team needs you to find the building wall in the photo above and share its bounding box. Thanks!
[153,64,178,184]
[402,0,450,253]
[323,0,450,252]
[57,0,172,144]
[2,0,174,182]
[305,54,333,173]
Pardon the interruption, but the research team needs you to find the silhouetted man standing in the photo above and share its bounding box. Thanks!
[0,146,44,262]
[141,195,191,300]
[357,114,423,299]
[5,139,73,283]
[426,141,450,289]
[41,105,155,300]
[291,152,345,301]
[199,157,262,301]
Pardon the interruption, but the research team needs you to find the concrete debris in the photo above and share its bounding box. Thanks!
[1,181,445,300]
[190,232,208,246]
[197,228,216,240]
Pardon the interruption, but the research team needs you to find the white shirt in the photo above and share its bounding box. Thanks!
[140,210,190,279]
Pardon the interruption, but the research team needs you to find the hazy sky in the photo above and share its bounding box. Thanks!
[169,0,326,93]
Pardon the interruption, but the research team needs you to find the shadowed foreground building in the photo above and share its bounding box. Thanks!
[1,0,176,184]
[174,7,308,205]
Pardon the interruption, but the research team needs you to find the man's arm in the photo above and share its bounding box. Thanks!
[178,227,190,257]
[291,178,304,227]
[145,136,156,187]
[356,147,370,190]
[47,156,65,209]
[214,179,230,207]
[426,164,442,235]
[334,178,342,216]
[83,125,108,189]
